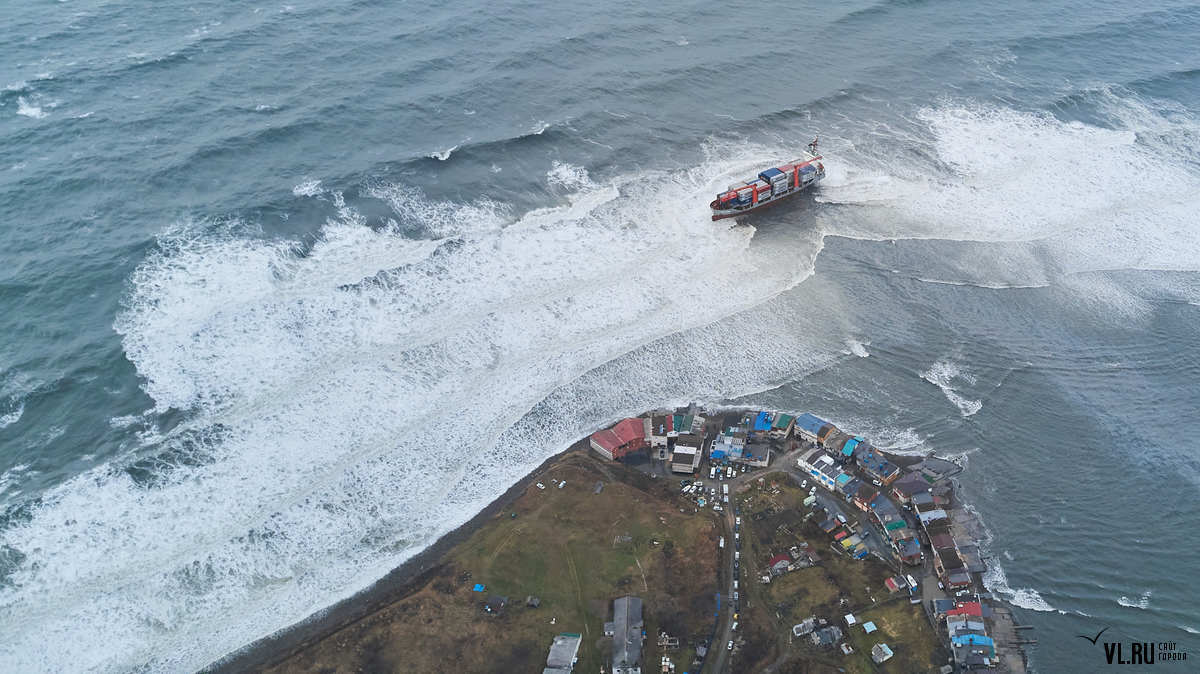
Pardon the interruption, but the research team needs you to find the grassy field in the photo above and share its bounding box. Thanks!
[731,474,942,673]
[266,452,720,674]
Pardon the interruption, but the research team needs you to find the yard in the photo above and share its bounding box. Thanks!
[264,451,720,674]
[731,473,943,673]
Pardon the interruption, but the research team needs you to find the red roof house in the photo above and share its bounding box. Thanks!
[589,418,648,461]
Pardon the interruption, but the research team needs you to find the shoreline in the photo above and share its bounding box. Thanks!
[206,436,591,673]
[210,408,1023,673]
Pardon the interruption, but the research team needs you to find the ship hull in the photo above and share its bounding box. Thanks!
[710,159,825,221]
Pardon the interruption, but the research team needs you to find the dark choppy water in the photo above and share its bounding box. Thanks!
[2,0,1198,670]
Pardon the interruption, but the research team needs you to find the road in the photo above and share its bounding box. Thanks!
[703,443,812,674]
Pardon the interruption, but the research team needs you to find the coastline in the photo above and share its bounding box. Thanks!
[205,436,591,673]
[209,408,1027,673]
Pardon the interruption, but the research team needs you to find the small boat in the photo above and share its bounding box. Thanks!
[710,138,825,221]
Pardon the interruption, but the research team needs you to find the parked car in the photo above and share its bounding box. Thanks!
[727,640,733,651]
[536,482,545,490]
[735,516,741,526]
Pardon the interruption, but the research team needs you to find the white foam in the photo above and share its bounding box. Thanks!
[844,338,870,358]
[921,358,982,417]
[16,97,46,119]
[0,142,827,672]
[982,562,1058,613]
[1117,590,1152,610]
[428,143,461,161]
[546,161,592,191]
[0,402,23,429]
[1180,625,1199,635]
[818,92,1200,308]
[291,178,322,197]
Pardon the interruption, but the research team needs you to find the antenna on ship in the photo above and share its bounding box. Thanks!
[808,136,819,155]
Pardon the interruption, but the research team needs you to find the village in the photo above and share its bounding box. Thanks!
[574,406,1032,674]
[262,405,1032,674]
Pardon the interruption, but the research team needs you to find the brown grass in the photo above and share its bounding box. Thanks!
[265,452,719,674]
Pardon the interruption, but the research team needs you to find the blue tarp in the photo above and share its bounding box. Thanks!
[842,436,862,456]
[952,634,995,648]
[472,584,485,592]
[753,412,772,432]
[710,448,727,459]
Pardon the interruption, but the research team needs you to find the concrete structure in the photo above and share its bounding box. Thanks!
[590,418,649,461]
[793,413,836,444]
[669,433,702,474]
[798,449,842,490]
[610,596,644,674]
[891,471,932,502]
[855,447,901,485]
[769,413,795,439]
[544,633,582,674]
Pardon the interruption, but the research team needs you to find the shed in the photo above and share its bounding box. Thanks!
[863,621,877,633]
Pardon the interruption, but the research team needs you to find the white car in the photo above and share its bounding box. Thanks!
[536,482,545,490]
[727,640,734,651]
[713,504,723,512]
[801,480,808,489]
[735,516,741,525]
[558,481,566,489]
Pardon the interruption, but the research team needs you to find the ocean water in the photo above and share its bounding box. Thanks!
[1,0,1198,670]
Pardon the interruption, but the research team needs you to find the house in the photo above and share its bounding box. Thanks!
[852,488,878,512]
[947,615,987,637]
[590,418,649,461]
[792,617,818,637]
[769,413,795,439]
[751,411,774,434]
[946,571,973,589]
[647,414,675,448]
[930,533,957,553]
[855,448,901,485]
[610,596,644,674]
[835,473,854,494]
[838,436,865,463]
[911,490,936,508]
[946,601,983,618]
[891,472,931,502]
[871,643,894,664]
[810,626,843,648]
[952,634,996,658]
[768,553,791,575]
[544,633,582,674]
[934,546,965,578]
[794,413,836,444]
[798,449,843,490]
[669,433,702,474]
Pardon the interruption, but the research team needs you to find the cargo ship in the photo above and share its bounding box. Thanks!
[709,139,825,221]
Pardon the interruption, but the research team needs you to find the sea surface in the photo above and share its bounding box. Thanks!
[2,0,1198,670]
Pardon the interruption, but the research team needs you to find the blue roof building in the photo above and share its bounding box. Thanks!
[952,634,995,657]
[752,411,773,432]
[841,436,863,458]
[794,413,833,442]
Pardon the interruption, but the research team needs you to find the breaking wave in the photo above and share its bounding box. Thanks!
[983,562,1059,613]
[1117,590,1152,610]
[0,143,826,672]
[921,358,982,417]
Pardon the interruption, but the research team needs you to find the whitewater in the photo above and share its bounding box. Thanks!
[2,1,1200,671]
